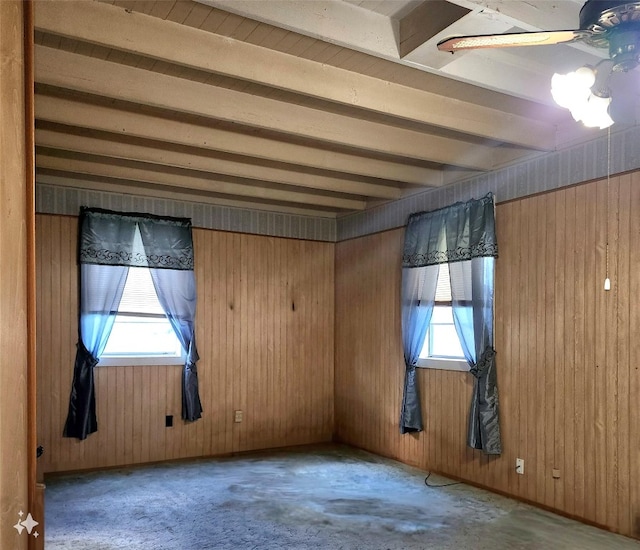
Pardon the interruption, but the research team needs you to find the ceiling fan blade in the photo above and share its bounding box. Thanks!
[437,30,591,52]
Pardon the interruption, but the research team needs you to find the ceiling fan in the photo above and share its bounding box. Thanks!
[437,0,640,72]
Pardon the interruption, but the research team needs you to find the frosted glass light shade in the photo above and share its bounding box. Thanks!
[551,67,595,108]
[578,94,614,129]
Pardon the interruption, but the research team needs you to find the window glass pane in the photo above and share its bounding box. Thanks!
[430,305,453,324]
[102,316,182,357]
[419,305,465,360]
[429,324,465,358]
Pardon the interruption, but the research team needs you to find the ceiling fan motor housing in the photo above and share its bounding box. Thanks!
[579,1,640,70]
[609,26,640,70]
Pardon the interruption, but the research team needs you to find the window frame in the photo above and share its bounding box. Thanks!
[99,354,185,367]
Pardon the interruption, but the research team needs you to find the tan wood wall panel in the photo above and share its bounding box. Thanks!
[335,173,640,539]
[36,214,334,473]
[0,1,30,548]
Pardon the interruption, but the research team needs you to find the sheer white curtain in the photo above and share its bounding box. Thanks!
[400,264,439,433]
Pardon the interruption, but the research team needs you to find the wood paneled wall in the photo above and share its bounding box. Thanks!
[335,173,640,539]
[36,214,334,473]
[0,2,30,548]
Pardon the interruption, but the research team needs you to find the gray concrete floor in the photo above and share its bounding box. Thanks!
[45,444,640,549]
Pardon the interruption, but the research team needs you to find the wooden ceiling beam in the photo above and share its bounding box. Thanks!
[36,153,366,211]
[35,45,495,170]
[36,128,401,200]
[34,0,556,150]
[36,94,443,187]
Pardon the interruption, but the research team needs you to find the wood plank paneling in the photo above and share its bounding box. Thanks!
[628,172,640,537]
[0,1,30,548]
[36,214,334,473]
[335,174,640,539]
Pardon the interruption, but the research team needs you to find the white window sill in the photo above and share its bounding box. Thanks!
[98,356,185,367]
[417,357,469,372]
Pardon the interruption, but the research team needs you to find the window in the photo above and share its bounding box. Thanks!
[99,230,184,366]
[417,263,468,371]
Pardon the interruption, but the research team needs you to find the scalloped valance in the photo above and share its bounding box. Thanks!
[79,207,194,271]
[402,193,497,268]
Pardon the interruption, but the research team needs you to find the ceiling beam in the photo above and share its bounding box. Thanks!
[195,0,400,58]
[36,153,366,211]
[35,94,443,187]
[36,174,337,219]
[34,0,555,150]
[399,1,470,58]
[35,45,495,170]
[36,127,401,200]
[446,0,582,33]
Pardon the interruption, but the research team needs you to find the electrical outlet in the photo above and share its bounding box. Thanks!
[552,468,561,479]
[516,458,524,475]
[234,410,243,423]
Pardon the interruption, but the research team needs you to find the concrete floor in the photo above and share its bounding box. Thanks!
[45,444,640,549]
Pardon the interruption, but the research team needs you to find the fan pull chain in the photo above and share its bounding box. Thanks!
[604,127,611,291]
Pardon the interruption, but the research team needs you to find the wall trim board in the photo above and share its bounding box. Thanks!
[36,183,336,242]
[40,211,333,246]
[41,441,336,478]
[336,439,618,536]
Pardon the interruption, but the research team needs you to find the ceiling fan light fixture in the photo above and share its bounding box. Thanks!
[578,93,615,129]
[551,63,614,129]
[436,0,640,128]
[551,67,595,108]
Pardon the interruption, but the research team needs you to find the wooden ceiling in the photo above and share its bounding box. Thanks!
[34,0,595,218]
